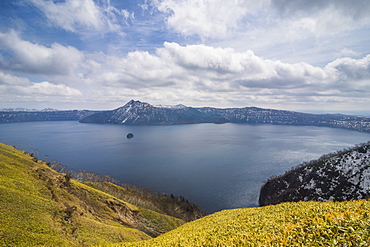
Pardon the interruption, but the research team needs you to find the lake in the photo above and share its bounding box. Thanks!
[1,121,369,213]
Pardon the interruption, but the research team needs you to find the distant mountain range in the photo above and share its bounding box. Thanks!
[79,100,370,133]
[1,100,370,133]
[259,142,370,206]
[0,110,98,123]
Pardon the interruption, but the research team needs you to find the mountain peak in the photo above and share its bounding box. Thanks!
[125,100,152,108]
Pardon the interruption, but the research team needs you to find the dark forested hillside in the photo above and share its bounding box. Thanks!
[259,142,370,206]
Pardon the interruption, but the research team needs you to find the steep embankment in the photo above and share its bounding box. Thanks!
[0,143,185,246]
[103,200,370,246]
[259,142,370,206]
[49,162,207,222]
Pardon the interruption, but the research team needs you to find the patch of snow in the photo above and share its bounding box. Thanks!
[155,104,187,109]
[304,179,316,190]
[125,105,132,112]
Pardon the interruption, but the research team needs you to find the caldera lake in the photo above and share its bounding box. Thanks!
[1,121,370,213]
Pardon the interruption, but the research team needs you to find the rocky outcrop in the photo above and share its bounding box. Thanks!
[259,142,370,206]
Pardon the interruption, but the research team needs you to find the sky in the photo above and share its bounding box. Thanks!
[0,0,370,114]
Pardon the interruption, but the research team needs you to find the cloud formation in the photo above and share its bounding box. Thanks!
[0,72,81,100]
[29,0,133,34]
[0,30,83,76]
[79,41,369,109]
[153,0,370,40]
[0,0,369,112]
[153,0,266,38]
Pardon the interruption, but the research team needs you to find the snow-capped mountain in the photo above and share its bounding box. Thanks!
[79,100,227,124]
[155,104,187,109]
[2,100,370,132]
[259,142,370,206]
[79,100,370,133]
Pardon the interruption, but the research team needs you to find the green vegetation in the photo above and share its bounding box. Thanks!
[0,143,182,246]
[1,142,369,246]
[104,200,370,247]
[84,181,206,222]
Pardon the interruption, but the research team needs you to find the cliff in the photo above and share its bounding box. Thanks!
[259,142,370,206]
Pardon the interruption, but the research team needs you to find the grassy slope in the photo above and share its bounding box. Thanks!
[104,200,370,247]
[0,143,183,246]
[2,142,370,246]
[83,181,206,222]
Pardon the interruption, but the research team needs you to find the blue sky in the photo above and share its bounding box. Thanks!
[0,0,370,113]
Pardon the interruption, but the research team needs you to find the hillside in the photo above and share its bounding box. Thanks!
[102,200,370,246]
[0,143,185,246]
[1,142,370,246]
[259,142,370,206]
[49,162,207,222]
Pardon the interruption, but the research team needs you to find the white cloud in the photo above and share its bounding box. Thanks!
[151,0,370,68]
[27,81,81,96]
[152,0,268,39]
[325,55,370,85]
[0,30,83,76]
[269,0,370,35]
[0,72,81,99]
[29,0,133,34]
[86,42,369,104]
[30,0,102,32]
[0,71,30,86]
[2,29,369,110]
[337,48,360,58]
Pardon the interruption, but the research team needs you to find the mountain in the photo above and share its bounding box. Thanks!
[79,100,228,124]
[0,107,38,112]
[2,100,370,133]
[79,100,370,133]
[259,142,370,206]
[0,110,98,123]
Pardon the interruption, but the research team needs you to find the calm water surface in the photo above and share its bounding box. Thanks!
[1,121,369,213]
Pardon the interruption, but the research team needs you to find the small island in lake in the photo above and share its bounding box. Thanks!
[127,133,134,139]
